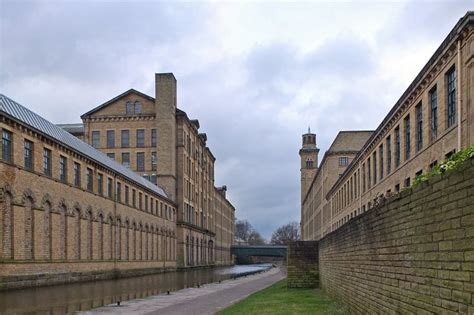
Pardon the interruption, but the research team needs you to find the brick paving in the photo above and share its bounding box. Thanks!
[81,267,284,315]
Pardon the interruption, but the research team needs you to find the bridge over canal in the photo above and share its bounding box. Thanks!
[230,245,287,264]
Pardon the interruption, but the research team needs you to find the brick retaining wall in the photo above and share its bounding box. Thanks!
[287,241,319,288]
[319,158,474,314]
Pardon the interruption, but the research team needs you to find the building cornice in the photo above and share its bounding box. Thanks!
[327,11,474,198]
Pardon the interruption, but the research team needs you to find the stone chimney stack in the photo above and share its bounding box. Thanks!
[155,73,177,201]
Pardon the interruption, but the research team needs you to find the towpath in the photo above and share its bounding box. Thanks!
[81,267,284,315]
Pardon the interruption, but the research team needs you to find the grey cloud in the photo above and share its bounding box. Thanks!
[2,2,471,239]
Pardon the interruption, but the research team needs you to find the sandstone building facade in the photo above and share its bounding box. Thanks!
[300,130,372,240]
[301,11,474,240]
[63,73,235,267]
[0,94,177,288]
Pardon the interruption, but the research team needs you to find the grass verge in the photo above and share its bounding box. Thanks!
[217,279,347,315]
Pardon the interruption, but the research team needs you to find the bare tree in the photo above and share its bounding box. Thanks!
[270,221,300,245]
[234,219,266,245]
[248,230,265,245]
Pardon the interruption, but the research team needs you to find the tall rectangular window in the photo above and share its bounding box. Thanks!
[404,115,411,161]
[430,85,438,140]
[395,126,401,167]
[145,195,149,211]
[372,152,377,185]
[106,130,115,148]
[446,67,456,128]
[74,162,81,187]
[125,185,129,205]
[92,131,100,148]
[386,136,391,175]
[139,192,143,210]
[379,144,384,180]
[24,139,34,170]
[136,129,145,148]
[122,152,130,168]
[1,130,13,163]
[116,182,121,202]
[121,130,130,148]
[151,152,157,171]
[415,103,423,152]
[137,152,145,171]
[60,155,67,182]
[43,148,52,176]
[107,178,113,198]
[151,129,157,147]
[132,189,136,207]
[97,173,103,196]
[367,157,371,189]
[86,168,93,192]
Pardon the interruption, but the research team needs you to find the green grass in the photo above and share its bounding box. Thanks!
[218,279,348,315]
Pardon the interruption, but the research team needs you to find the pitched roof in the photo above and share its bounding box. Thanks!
[81,89,155,118]
[56,123,84,134]
[328,131,374,152]
[0,94,168,199]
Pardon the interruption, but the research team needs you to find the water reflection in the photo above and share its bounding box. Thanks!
[0,264,271,314]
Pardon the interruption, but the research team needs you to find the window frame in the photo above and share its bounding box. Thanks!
[24,139,34,170]
[446,66,456,128]
[136,129,145,148]
[43,148,52,176]
[106,130,115,148]
[429,85,438,141]
[59,155,67,183]
[92,130,100,148]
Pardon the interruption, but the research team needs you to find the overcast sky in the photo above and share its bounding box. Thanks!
[1,0,472,239]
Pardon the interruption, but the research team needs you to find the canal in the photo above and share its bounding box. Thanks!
[0,264,272,314]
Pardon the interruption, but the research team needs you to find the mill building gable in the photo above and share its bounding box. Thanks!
[81,89,156,118]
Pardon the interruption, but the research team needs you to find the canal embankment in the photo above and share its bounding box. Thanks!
[81,266,283,315]
[0,264,272,314]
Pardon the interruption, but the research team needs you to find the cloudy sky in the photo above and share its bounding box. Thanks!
[1,0,472,239]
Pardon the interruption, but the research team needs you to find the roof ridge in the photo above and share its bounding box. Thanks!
[0,93,168,199]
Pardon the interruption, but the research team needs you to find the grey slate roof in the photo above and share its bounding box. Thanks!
[0,94,168,199]
[56,123,85,134]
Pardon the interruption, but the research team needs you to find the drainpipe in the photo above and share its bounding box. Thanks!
[457,39,462,151]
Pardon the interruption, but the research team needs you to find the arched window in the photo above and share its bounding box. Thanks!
[2,191,13,259]
[98,213,104,260]
[87,209,93,260]
[59,203,68,260]
[75,208,82,260]
[43,201,52,260]
[24,196,34,260]
[306,159,313,168]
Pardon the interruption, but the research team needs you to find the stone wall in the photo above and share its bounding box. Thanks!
[319,158,474,314]
[287,241,319,288]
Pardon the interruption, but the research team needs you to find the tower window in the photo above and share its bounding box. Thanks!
[339,157,349,166]
[306,159,313,168]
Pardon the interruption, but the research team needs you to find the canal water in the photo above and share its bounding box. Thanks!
[0,264,271,314]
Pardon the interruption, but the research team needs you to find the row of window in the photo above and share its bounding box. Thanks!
[106,151,157,172]
[362,66,456,192]
[92,128,157,149]
[332,66,457,216]
[0,129,174,220]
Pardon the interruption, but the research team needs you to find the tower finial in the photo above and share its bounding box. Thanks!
[308,126,311,133]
